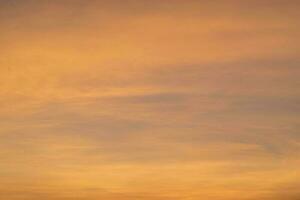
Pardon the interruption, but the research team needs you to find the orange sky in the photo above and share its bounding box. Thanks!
[1,1,300,200]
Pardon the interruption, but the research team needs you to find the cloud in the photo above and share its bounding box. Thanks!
[0,0,299,200]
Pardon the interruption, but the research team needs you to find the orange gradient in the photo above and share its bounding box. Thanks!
[1,1,300,200]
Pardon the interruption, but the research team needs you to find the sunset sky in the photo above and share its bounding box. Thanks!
[0,0,300,199]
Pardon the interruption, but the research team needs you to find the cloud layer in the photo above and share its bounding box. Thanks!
[1,1,299,199]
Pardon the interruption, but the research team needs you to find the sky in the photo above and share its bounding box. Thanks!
[0,0,300,199]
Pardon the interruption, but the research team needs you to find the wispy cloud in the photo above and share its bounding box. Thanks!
[0,0,299,199]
